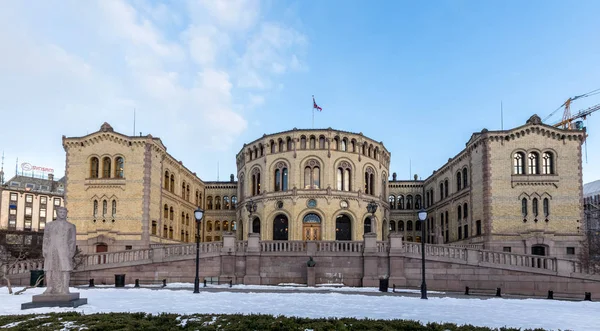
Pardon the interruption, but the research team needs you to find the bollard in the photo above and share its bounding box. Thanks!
[89,279,95,287]
[229,280,233,288]
[584,292,592,301]
[203,279,207,287]
[465,286,470,295]
[135,279,140,288]
[547,290,554,300]
[162,279,167,287]
[496,288,502,297]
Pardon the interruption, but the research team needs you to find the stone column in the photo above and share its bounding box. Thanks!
[362,232,378,287]
[220,233,236,283]
[388,233,406,286]
[243,233,261,285]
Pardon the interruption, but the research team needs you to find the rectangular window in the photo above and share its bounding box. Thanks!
[25,194,33,203]
[566,247,575,255]
[503,247,512,253]
[54,198,61,206]
[40,196,47,205]
[10,193,17,201]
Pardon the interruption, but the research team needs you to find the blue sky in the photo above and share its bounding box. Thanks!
[1,0,599,183]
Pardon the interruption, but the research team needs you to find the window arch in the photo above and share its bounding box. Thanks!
[336,161,352,191]
[364,167,375,195]
[251,168,261,195]
[274,162,289,191]
[542,152,554,174]
[90,157,99,178]
[102,157,112,178]
[115,157,124,178]
[456,171,462,191]
[528,152,539,174]
[304,160,320,189]
[514,152,525,174]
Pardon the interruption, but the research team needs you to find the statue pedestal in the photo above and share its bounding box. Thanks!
[307,267,316,287]
[21,292,87,310]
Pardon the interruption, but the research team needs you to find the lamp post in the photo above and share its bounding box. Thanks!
[366,200,378,233]
[417,208,428,299]
[245,200,257,233]
[193,207,204,294]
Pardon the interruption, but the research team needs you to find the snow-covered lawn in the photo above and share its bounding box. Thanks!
[0,285,596,331]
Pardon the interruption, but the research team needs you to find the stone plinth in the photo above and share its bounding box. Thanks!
[21,293,87,310]
[307,267,316,287]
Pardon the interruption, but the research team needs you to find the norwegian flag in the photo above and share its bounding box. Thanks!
[313,96,322,111]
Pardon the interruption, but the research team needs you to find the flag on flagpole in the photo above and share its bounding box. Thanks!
[313,96,322,111]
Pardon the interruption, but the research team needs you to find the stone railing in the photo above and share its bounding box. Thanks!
[260,241,306,252]
[317,241,363,253]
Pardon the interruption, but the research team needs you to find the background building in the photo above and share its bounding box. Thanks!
[62,115,586,259]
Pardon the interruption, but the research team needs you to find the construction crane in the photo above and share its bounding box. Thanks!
[544,88,600,129]
[553,103,600,129]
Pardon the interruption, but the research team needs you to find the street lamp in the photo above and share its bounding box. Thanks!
[366,200,378,233]
[417,208,428,299]
[193,207,204,294]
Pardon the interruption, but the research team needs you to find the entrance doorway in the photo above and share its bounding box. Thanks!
[302,213,321,241]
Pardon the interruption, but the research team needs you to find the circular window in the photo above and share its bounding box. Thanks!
[307,199,317,208]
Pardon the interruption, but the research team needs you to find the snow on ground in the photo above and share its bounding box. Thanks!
[0,286,596,331]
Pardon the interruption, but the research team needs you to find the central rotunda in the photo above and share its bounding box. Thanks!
[235,128,390,241]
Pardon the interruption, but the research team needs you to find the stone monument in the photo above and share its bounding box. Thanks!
[22,207,87,309]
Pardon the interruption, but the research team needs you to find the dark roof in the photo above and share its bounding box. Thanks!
[2,175,65,194]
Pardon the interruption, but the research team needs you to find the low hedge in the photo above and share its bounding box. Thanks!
[0,312,553,331]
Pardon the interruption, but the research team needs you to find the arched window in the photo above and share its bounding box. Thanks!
[207,197,213,210]
[102,157,111,178]
[533,198,539,217]
[251,168,261,195]
[319,136,325,149]
[407,221,413,231]
[364,167,375,195]
[398,195,404,210]
[224,196,230,209]
[115,157,124,178]
[274,162,288,191]
[388,195,396,209]
[341,138,347,151]
[287,137,293,151]
[93,200,98,217]
[112,200,117,216]
[215,196,221,210]
[102,200,107,216]
[304,160,320,189]
[90,157,99,178]
[164,204,169,218]
[456,172,462,191]
[542,152,554,174]
[463,203,468,219]
[543,198,550,217]
[300,136,307,149]
[415,195,421,209]
[231,196,237,208]
[528,152,539,174]
[170,175,175,193]
[164,171,169,190]
[398,220,404,231]
[522,198,528,217]
[336,161,352,191]
[514,152,525,174]
[406,195,413,209]
[462,168,468,187]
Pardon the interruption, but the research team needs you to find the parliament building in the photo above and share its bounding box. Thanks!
[62,115,586,259]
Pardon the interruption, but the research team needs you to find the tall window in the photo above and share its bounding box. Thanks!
[115,157,124,178]
[112,200,117,217]
[102,157,111,178]
[522,198,528,217]
[514,152,525,174]
[532,198,539,217]
[304,160,320,189]
[274,162,288,191]
[543,198,550,217]
[542,152,554,174]
[528,152,539,174]
[457,172,462,191]
[90,157,99,178]
[336,162,352,191]
[364,167,375,195]
[251,168,261,195]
